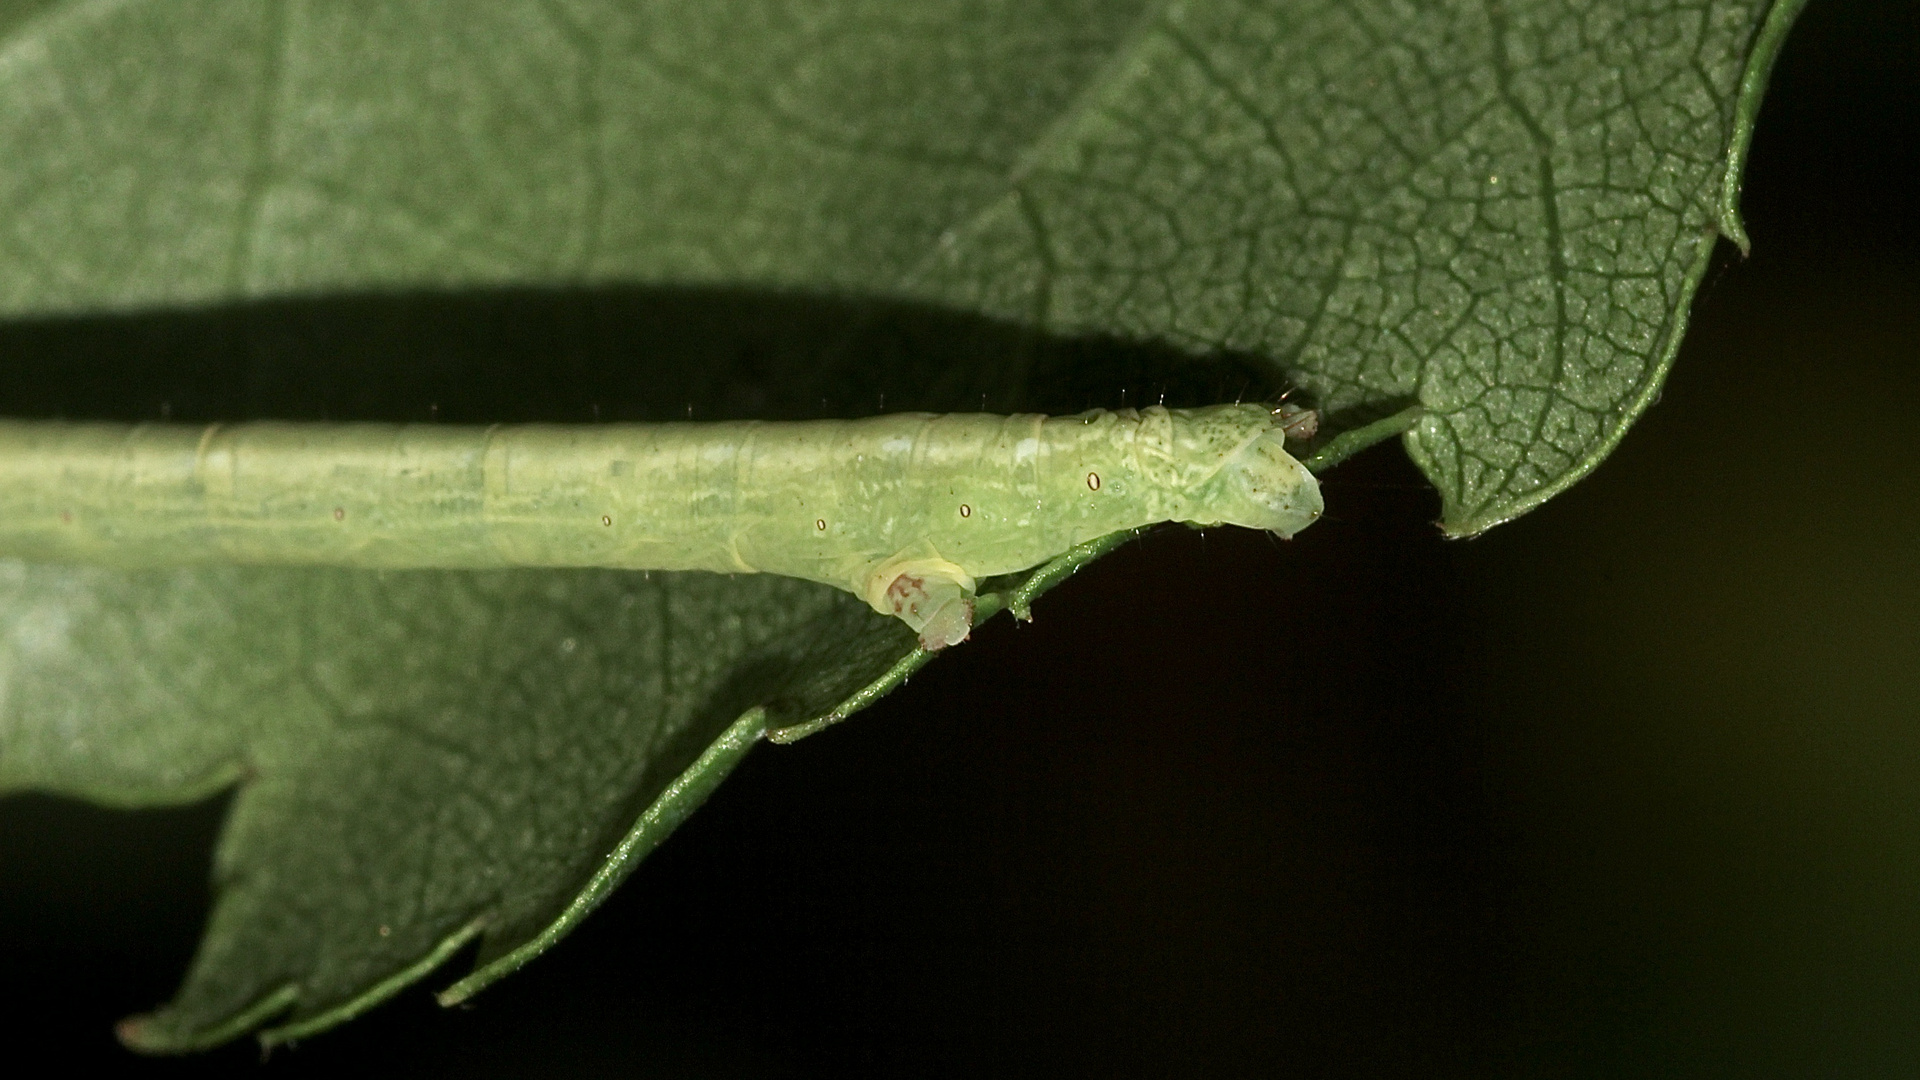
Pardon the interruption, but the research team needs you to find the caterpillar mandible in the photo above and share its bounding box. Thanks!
[0,404,1322,649]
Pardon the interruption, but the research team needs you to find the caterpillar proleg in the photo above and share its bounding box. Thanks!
[0,404,1321,649]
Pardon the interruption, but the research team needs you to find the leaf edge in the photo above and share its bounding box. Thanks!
[1419,0,1813,537]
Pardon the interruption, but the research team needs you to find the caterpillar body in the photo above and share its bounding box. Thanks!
[0,404,1321,649]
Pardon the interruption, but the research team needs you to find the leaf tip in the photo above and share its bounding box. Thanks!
[113,1013,162,1053]
[115,984,301,1056]
[1717,0,1813,258]
[1435,510,1509,539]
[1717,202,1754,258]
[433,982,477,1009]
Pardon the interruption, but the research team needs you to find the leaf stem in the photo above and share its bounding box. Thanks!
[1302,405,1426,475]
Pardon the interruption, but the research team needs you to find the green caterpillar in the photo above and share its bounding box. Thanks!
[0,404,1322,649]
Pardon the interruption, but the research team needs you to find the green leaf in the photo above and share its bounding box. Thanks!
[0,0,1804,1049]
[0,566,914,1050]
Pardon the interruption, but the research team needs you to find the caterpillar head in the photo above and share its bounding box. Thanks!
[1186,426,1323,538]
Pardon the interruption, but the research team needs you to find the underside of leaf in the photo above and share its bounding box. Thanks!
[0,0,1809,1050]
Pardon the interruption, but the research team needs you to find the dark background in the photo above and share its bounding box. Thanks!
[2,1,1916,1075]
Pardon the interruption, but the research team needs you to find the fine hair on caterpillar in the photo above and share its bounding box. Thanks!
[0,404,1322,650]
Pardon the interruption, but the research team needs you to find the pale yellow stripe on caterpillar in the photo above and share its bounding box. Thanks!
[0,405,1322,649]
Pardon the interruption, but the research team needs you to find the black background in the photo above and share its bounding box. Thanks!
[2,1,1916,1075]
